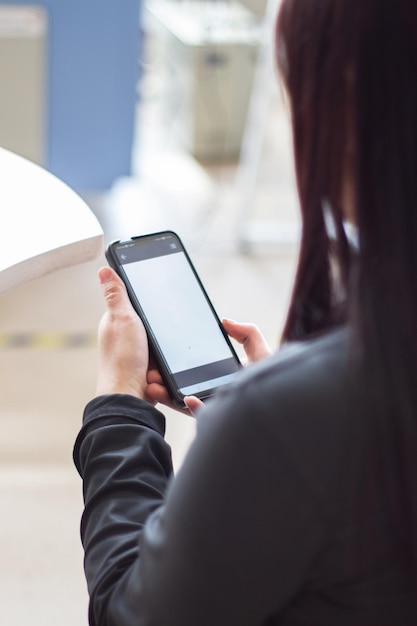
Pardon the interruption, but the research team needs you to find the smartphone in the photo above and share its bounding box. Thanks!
[105,231,242,407]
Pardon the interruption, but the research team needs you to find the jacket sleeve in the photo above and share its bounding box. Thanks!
[74,387,326,626]
[73,394,173,625]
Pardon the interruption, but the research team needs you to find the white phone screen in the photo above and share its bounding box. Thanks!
[115,234,240,396]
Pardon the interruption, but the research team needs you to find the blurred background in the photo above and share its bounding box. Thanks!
[0,1,299,623]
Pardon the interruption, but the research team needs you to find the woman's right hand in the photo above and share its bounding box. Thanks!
[221,318,272,364]
[183,319,272,415]
[147,319,272,416]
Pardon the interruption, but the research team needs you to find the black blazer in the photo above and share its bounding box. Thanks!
[74,327,417,625]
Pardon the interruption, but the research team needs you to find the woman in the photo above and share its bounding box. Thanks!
[74,0,417,623]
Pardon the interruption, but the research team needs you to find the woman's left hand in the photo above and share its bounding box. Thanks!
[95,267,151,401]
[146,367,200,415]
[96,268,199,416]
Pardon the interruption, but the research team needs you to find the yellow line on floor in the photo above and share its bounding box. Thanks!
[0,333,97,350]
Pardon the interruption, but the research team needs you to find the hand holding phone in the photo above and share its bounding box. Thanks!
[145,318,272,413]
[106,231,242,407]
[95,266,151,400]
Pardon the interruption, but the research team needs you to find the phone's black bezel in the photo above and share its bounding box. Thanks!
[105,230,241,407]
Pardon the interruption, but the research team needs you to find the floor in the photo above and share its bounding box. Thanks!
[0,12,299,625]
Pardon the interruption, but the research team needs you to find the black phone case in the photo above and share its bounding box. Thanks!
[105,231,241,407]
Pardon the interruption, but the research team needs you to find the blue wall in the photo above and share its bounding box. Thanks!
[4,1,141,192]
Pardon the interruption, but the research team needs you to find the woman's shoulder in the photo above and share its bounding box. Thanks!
[231,325,351,408]
[209,326,358,509]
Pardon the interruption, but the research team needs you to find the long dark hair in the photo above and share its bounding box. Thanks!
[276,0,417,575]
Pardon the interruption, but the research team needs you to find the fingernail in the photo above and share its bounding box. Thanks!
[222,318,236,324]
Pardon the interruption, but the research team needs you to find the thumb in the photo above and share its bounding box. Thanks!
[222,318,272,363]
[98,267,132,317]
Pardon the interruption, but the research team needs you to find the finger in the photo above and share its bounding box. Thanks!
[146,383,195,417]
[147,367,164,385]
[98,266,132,317]
[184,396,205,416]
[95,266,148,398]
[146,382,172,406]
[222,318,272,363]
